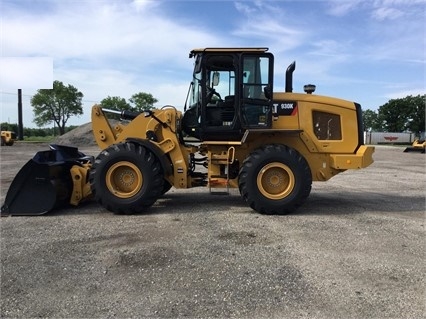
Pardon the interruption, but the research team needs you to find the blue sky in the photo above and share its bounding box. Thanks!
[1,0,425,127]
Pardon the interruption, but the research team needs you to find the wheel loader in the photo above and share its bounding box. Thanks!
[1,47,374,216]
[403,132,425,153]
[1,130,16,146]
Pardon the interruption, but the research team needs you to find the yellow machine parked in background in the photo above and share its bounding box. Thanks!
[1,131,16,146]
[404,132,425,153]
[1,48,374,216]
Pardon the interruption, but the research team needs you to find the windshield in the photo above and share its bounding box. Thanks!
[184,54,202,111]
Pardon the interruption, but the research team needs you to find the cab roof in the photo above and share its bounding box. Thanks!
[189,47,269,58]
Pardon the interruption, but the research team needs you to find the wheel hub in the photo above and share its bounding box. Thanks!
[119,171,136,187]
[106,161,143,198]
[257,162,295,200]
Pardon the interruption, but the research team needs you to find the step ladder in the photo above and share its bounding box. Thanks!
[209,146,235,195]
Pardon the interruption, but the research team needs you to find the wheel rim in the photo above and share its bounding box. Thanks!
[257,162,295,200]
[106,161,143,198]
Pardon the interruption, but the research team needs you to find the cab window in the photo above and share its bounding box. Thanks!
[242,56,270,100]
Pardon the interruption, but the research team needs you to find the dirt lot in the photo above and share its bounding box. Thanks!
[0,142,425,318]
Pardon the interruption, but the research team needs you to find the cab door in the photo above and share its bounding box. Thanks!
[240,53,274,129]
[200,54,241,141]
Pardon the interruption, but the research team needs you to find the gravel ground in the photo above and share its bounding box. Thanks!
[0,142,425,319]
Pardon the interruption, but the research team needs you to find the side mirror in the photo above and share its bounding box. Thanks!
[264,85,272,100]
[212,71,220,86]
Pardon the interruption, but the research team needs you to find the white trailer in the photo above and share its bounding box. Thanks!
[364,132,416,144]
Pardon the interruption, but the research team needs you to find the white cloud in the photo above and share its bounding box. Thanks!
[326,0,426,21]
[385,87,426,100]
[0,1,219,126]
[371,6,403,20]
[0,0,424,126]
[1,1,216,65]
[325,0,365,16]
[232,1,305,52]
[131,0,160,12]
[234,2,257,15]
[308,40,352,60]
[0,57,53,90]
[318,0,425,66]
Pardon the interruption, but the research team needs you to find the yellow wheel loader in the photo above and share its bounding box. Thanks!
[1,130,16,146]
[403,132,425,153]
[1,48,374,216]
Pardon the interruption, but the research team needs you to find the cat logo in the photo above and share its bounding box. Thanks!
[274,101,298,116]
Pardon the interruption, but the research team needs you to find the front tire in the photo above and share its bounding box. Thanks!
[89,142,164,214]
[238,144,312,215]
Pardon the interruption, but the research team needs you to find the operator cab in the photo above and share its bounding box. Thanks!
[182,48,274,141]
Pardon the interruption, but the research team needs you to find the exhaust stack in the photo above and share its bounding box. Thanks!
[285,61,296,93]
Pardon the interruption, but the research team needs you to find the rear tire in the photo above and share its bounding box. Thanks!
[90,142,164,214]
[238,144,312,215]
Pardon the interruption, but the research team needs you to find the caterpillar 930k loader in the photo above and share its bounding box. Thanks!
[1,48,374,216]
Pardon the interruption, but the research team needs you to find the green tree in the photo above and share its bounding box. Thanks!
[31,80,83,135]
[362,109,380,131]
[378,94,425,132]
[33,128,47,137]
[404,94,425,133]
[100,96,132,111]
[1,122,18,133]
[379,99,406,132]
[100,96,133,120]
[129,92,158,111]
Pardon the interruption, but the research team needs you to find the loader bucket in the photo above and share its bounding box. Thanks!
[1,144,92,216]
[403,147,425,153]
[403,138,426,153]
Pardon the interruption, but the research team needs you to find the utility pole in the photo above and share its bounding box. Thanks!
[17,89,24,140]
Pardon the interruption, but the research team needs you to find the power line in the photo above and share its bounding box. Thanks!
[0,91,33,97]
[0,90,99,103]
